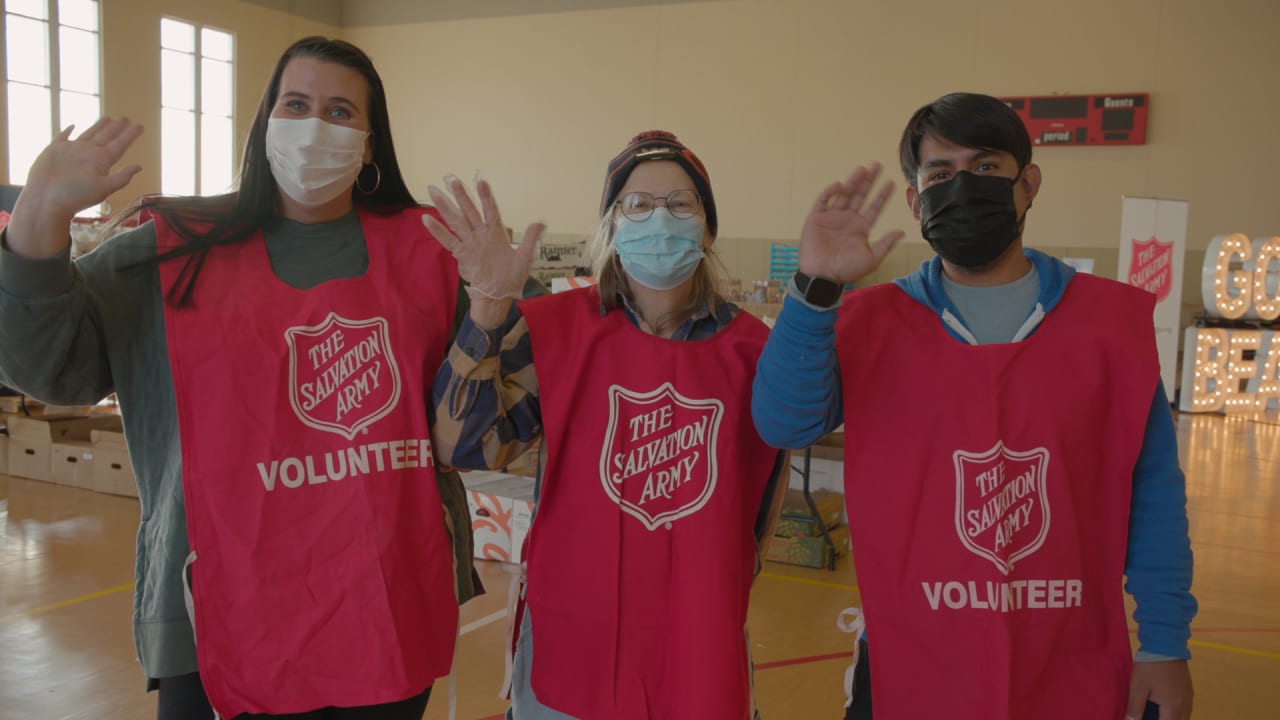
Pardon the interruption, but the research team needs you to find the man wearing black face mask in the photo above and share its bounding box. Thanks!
[752,93,1194,720]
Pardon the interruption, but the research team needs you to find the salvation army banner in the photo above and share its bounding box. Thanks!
[1117,197,1188,400]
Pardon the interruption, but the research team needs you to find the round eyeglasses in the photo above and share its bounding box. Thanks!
[614,189,701,222]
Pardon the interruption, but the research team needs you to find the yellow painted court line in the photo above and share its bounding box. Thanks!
[8,581,1274,663]
[0,582,135,625]
[1189,639,1280,661]
[760,571,859,593]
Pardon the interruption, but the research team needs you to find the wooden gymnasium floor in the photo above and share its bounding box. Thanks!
[1,411,1277,719]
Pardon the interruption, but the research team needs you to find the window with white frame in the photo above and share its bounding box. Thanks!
[4,0,101,186]
[160,18,233,197]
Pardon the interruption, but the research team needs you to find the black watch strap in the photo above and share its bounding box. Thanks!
[793,271,843,308]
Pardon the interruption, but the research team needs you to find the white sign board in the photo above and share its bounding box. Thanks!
[1118,197,1188,400]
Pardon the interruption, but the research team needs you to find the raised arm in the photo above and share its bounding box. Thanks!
[752,163,904,448]
[425,176,547,470]
[0,117,145,404]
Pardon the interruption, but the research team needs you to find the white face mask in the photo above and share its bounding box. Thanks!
[265,117,369,206]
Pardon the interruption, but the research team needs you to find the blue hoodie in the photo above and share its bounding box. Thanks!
[752,248,1195,660]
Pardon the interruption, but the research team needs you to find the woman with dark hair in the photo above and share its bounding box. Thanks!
[0,37,477,719]
[428,131,788,720]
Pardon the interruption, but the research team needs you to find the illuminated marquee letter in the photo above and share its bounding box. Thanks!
[1184,234,1280,415]
[1204,233,1252,319]
[1224,333,1261,414]
[1252,236,1280,321]
[1248,332,1280,412]
[1188,328,1229,412]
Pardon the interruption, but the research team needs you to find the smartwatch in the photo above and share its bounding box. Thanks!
[793,271,843,308]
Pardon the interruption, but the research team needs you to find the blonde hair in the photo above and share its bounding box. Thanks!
[584,211,726,335]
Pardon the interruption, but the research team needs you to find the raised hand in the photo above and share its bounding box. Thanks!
[423,174,545,326]
[9,117,143,259]
[800,162,905,285]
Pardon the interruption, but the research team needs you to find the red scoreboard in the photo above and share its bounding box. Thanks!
[999,93,1149,146]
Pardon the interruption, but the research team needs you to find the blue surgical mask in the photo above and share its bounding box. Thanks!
[612,209,706,290]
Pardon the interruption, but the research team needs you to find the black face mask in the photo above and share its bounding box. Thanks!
[918,170,1026,269]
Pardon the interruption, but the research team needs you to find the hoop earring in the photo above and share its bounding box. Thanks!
[357,161,381,195]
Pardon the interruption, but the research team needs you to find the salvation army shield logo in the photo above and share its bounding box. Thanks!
[286,313,402,440]
[1127,236,1175,303]
[953,442,1051,575]
[599,382,723,531]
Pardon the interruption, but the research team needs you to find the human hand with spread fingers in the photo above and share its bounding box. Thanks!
[8,117,143,259]
[798,161,905,287]
[424,174,545,329]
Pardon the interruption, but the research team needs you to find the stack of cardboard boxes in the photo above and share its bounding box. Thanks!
[765,487,850,568]
[765,433,850,568]
[461,469,536,564]
[529,237,588,290]
[1,397,137,497]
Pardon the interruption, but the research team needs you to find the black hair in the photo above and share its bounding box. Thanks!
[898,92,1033,185]
[119,36,417,306]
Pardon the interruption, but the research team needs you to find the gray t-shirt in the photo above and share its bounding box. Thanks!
[941,266,1040,345]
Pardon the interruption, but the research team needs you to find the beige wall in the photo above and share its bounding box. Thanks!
[342,0,1280,299]
[8,0,1272,308]
[95,0,340,212]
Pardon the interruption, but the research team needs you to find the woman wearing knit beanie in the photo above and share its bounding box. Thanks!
[426,130,787,720]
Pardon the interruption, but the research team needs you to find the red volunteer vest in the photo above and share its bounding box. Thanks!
[157,207,460,716]
[520,289,777,720]
[834,275,1158,719]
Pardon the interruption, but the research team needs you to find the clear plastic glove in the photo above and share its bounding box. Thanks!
[423,173,545,301]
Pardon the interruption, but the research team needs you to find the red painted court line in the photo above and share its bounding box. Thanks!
[755,650,850,671]
[470,630,1280,718]
[1127,626,1280,634]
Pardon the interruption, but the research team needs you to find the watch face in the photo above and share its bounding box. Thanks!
[801,274,841,306]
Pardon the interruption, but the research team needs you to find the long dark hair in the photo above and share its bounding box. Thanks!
[121,36,417,305]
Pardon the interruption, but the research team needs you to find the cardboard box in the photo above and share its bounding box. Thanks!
[530,266,579,290]
[816,429,845,449]
[90,428,137,497]
[776,488,844,536]
[501,442,541,478]
[0,432,8,472]
[510,500,533,564]
[461,471,535,563]
[0,396,96,416]
[0,396,33,414]
[789,449,844,493]
[6,414,122,482]
[533,238,587,270]
[765,523,851,568]
[51,441,95,489]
